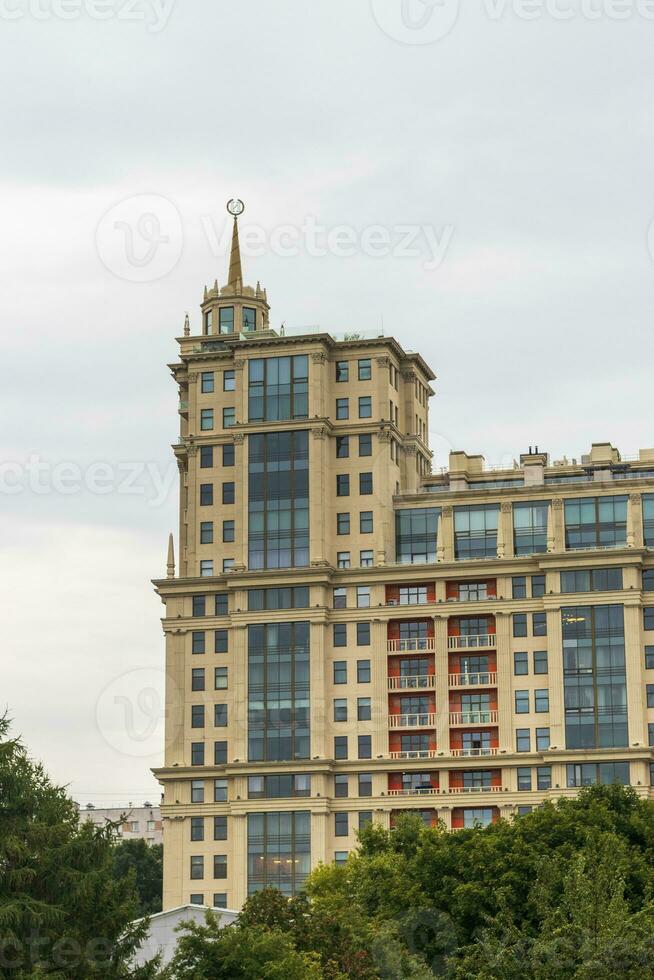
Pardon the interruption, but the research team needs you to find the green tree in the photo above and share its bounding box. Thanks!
[0,715,159,979]
[112,840,163,917]
[168,910,323,979]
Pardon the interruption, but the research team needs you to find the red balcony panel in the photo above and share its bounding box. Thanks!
[449,770,501,790]
[387,618,434,641]
[448,653,497,675]
[387,772,439,792]
[449,695,498,713]
[389,733,437,753]
[445,579,497,600]
[385,584,436,605]
[451,807,500,830]
[387,655,435,678]
[388,696,436,715]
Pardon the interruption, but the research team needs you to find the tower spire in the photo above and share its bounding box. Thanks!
[166,533,175,578]
[226,199,245,286]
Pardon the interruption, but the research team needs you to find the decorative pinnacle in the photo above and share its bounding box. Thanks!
[166,533,175,578]
[226,199,245,286]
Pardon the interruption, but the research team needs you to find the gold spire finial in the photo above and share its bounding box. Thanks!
[226,199,245,286]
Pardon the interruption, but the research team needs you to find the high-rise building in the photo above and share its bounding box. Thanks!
[154,204,654,911]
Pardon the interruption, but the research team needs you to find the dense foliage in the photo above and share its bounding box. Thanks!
[0,716,158,979]
[112,840,163,918]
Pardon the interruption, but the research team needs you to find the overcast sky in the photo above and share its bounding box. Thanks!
[2,0,654,806]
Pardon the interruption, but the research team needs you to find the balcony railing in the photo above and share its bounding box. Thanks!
[388,787,439,796]
[450,747,498,757]
[448,672,497,688]
[389,712,436,729]
[449,710,498,726]
[388,675,435,690]
[448,785,503,794]
[447,634,496,650]
[387,638,436,654]
[389,750,437,759]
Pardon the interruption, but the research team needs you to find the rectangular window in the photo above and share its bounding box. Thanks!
[395,508,441,565]
[357,659,371,683]
[214,816,227,841]
[357,622,371,646]
[333,698,348,722]
[214,779,228,802]
[192,668,205,691]
[222,482,234,504]
[337,552,351,569]
[564,495,627,550]
[646,647,654,670]
[561,568,624,593]
[214,741,227,765]
[360,512,373,534]
[359,811,373,830]
[191,705,205,728]
[215,629,228,653]
[644,495,654,547]
[358,735,372,759]
[513,501,549,556]
[243,307,256,331]
[334,774,348,798]
[200,521,214,544]
[337,474,350,496]
[223,370,235,391]
[222,407,235,428]
[359,472,373,495]
[335,813,348,837]
[535,689,549,712]
[359,434,372,457]
[337,513,350,535]
[214,704,228,727]
[333,588,347,609]
[223,520,235,543]
[215,667,228,690]
[200,446,213,468]
[248,356,308,422]
[201,371,214,393]
[219,308,234,334]
[213,855,227,880]
[192,596,206,618]
[336,398,349,420]
[191,780,204,803]
[222,444,235,467]
[191,742,205,766]
[562,604,627,750]
[517,767,532,791]
[334,736,348,760]
[358,358,372,381]
[200,409,214,431]
[191,817,204,841]
[190,856,204,880]
[643,570,654,591]
[454,505,499,560]
[647,684,654,708]
[645,609,654,631]
[248,431,309,570]
[536,727,550,751]
[192,630,206,653]
[532,613,547,637]
[333,624,347,647]
[514,652,528,675]
[248,622,310,762]
[515,691,529,714]
[356,586,371,608]
[357,697,371,721]
[360,549,374,567]
[512,576,527,600]
[247,811,310,897]
[336,436,349,458]
[200,560,213,577]
[516,729,530,752]
[248,774,311,799]
[531,575,546,598]
[215,593,228,616]
[533,650,548,674]
[333,661,347,684]
[336,361,349,382]
[513,614,528,638]
[200,484,213,506]
[358,396,372,419]
[566,762,630,788]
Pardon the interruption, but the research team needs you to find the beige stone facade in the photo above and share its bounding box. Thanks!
[154,215,654,910]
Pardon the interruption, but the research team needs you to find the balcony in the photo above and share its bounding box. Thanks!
[388,787,439,796]
[447,634,496,650]
[387,638,436,654]
[388,675,435,691]
[388,713,436,730]
[450,747,498,757]
[449,710,498,726]
[448,672,497,688]
[389,750,437,760]
[448,785,503,794]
